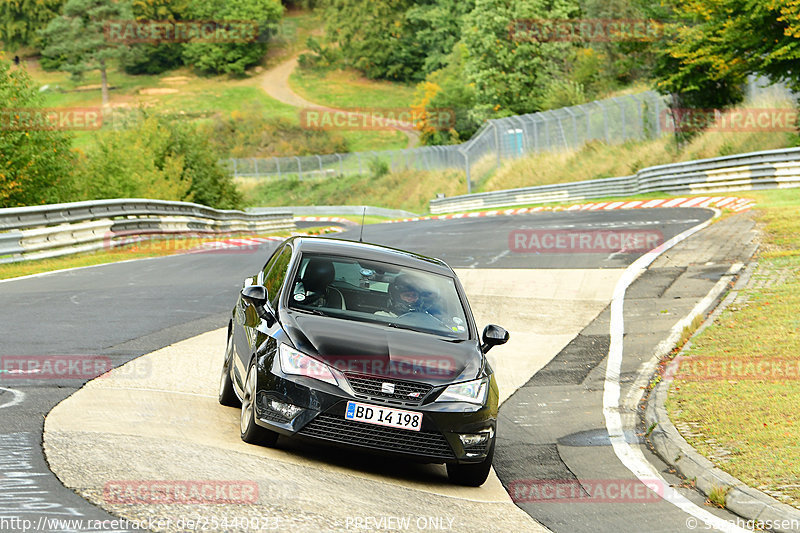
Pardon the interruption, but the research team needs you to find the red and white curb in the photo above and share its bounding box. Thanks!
[385,196,755,224]
[295,216,358,226]
[191,227,344,252]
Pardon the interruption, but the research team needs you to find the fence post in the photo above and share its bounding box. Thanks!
[337,153,343,176]
[461,149,471,194]
[275,157,281,179]
[358,153,363,175]
[491,121,501,169]
[232,159,237,178]
[295,156,303,181]
[317,155,323,176]
[253,158,258,177]
[630,94,644,138]
[564,107,578,149]
[654,96,663,135]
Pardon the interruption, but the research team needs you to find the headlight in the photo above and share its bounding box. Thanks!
[436,378,488,405]
[278,344,337,386]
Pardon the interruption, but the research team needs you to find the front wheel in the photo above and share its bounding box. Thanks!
[240,362,279,447]
[218,329,240,407]
[447,440,495,486]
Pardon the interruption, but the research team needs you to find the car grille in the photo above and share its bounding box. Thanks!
[345,373,433,406]
[299,414,455,460]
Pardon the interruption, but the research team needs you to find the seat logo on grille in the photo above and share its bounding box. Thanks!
[381,382,395,394]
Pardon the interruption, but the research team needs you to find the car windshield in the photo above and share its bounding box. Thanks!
[287,253,470,340]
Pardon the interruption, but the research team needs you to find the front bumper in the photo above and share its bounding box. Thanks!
[252,356,497,464]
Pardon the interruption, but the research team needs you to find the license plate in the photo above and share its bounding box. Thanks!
[345,401,422,432]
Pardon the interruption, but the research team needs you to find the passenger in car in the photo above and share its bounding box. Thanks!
[297,259,346,309]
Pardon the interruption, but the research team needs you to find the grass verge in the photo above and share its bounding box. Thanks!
[665,187,800,509]
[289,67,416,110]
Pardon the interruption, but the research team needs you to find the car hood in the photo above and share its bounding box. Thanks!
[281,311,482,385]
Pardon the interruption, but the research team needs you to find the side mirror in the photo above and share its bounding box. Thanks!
[242,285,275,324]
[481,324,509,353]
[242,285,268,309]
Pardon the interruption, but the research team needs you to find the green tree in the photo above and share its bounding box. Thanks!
[181,0,283,75]
[404,0,475,77]
[39,0,133,106]
[0,0,65,51]
[320,0,422,80]
[462,0,578,121]
[413,43,479,144]
[0,58,76,207]
[121,0,190,74]
[649,0,800,109]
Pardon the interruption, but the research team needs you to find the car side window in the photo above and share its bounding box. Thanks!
[263,245,293,309]
[260,244,285,281]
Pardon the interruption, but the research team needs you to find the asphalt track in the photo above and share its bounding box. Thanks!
[0,208,756,532]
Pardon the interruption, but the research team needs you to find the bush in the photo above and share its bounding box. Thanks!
[75,112,241,209]
[367,157,389,178]
[201,108,349,157]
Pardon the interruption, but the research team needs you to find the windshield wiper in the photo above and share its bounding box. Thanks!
[294,307,328,317]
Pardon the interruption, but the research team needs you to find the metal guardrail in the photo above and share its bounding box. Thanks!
[0,199,294,264]
[428,147,800,213]
[247,205,419,218]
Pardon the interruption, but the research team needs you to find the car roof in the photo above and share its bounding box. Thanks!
[288,236,454,276]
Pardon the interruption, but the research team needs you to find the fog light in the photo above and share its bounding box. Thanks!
[269,399,302,420]
[459,433,489,447]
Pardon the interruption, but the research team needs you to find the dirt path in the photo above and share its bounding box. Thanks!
[259,55,420,149]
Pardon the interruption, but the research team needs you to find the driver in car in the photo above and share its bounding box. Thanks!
[377,274,444,320]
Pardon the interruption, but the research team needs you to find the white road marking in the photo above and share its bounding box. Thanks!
[603,211,750,533]
[0,386,25,409]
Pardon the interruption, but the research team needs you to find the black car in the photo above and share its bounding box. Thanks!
[219,236,509,486]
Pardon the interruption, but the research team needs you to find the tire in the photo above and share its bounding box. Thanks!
[240,362,279,446]
[218,329,240,407]
[447,439,495,487]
